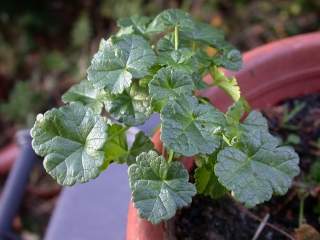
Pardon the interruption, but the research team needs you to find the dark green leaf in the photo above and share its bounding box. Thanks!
[104,83,152,126]
[240,111,268,132]
[213,44,242,71]
[117,15,151,36]
[157,49,198,74]
[149,67,194,111]
[181,21,224,48]
[215,130,300,207]
[147,9,194,34]
[129,151,196,224]
[87,35,156,94]
[31,103,108,186]
[161,95,226,156]
[62,80,108,113]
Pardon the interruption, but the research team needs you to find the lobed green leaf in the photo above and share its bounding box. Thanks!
[129,151,196,224]
[87,35,156,94]
[161,95,226,156]
[31,103,108,186]
[215,129,300,207]
[104,83,152,126]
[62,80,108,114]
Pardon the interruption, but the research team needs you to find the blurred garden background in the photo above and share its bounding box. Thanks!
[0,0,319,239]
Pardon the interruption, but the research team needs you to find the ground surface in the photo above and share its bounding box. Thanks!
[174,93,320,240]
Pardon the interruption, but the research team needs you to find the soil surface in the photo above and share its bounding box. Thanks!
[173,93,320,240]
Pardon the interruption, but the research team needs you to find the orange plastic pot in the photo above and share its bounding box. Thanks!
[126,32,320,240]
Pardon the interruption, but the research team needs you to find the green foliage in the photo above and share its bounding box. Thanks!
[128,151,196,224]
[149,67,194,110]
[161,95,225,156]
[104,83,152,126]
[87,35,156,94]
[62,80,108,114]
[210,66,241,101]
[195,155,227,199]
[31,103,107,185]
[30,9,300,224]
[216,129,299,207]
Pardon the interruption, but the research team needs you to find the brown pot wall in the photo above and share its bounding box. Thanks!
[126,32,320,240]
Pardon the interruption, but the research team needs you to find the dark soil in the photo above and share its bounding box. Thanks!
[173,93,320,240]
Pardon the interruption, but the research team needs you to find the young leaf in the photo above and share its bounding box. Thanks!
[117,15,151,36]
[157,49,198,74]
[31,103,108,186]
[195,165,227,199]
[147,9,193,34]
[225,98,250,124]
[161,95,226,156]
[215,129,300,207]
[87,35,156,94]
[211,67,240,101]
[127,131,154,165]
[149,67,194,110]
[181,21,224,48]
[128,151,196,224]
[62,80,108,113]
[104,83,152,126]
[103,124,128,166]
[213,44,242,71]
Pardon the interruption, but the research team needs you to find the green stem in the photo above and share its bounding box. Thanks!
[192,41,196,52]
[174,25,179,50]
[299,197,305,227]
[168,150,174,163]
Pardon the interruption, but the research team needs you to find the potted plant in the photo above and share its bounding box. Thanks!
[30,9,302,239]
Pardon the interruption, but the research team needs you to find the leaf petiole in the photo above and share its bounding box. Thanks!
[168,149,174,162]
[174,25,179,50]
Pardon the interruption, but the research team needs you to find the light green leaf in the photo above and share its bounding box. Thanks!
[87,35,156,94]
[149,67,194,111]
[62,80,108,113]
[225,98,250,124]
[104,83,152,126]
[128,151,196,224]
[31,103,107,186]
[195,165,227,199]
[127,131,154,165]
[211,67,240,101]
[103,124,128,167]
[161,95,226,156]
[215,130,300,207]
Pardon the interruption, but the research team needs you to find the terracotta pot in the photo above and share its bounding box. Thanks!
[126,32,320,240]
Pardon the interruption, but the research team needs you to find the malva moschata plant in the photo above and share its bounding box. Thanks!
[31,9,300,224]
